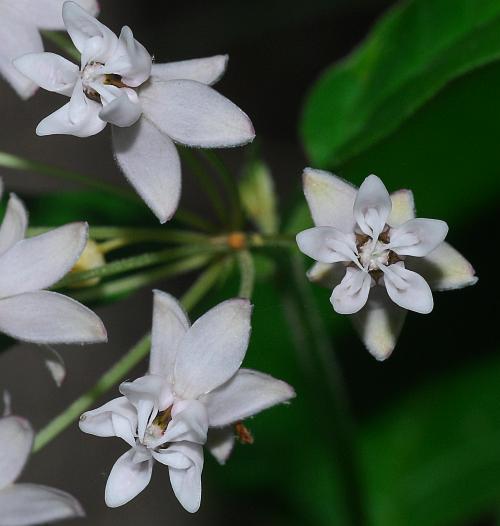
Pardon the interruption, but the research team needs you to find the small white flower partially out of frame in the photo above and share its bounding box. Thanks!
[79,291,295,513]
[0,0,98,98]
[0,414,85,525]
[14,1,255,224]
[296,169,477,361]
[0,180,107,345]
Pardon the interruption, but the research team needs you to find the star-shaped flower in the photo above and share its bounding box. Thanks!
[80,291,295,512]
[0,180,106,345]
[14,1,255,223]
[0,414,84,525]
[296,169,477,360]
[0,0,98,98]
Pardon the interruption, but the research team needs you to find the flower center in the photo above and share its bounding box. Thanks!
[81,62,129,102]
[355,230,401,278]
[142,406,172,448]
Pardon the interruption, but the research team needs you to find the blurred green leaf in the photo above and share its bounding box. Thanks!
[301,0,500,167]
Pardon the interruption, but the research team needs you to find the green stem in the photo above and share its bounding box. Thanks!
[41,31,80,61]
[236,250,255,299]
[33,259,225,453]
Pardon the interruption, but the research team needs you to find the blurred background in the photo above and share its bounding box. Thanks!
[0,0,498,525]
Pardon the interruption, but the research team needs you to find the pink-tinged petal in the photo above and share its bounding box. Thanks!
[112,118,181,223]
[354,175,392,239]
[0,416,33,489]
[388,189,415,227]
[79,397,137,447]
[202,369,295,428]
[306,262,346,289]
[381,262,433,314]
[302,168,356,233]
[0,483,84,526]
[351,287,407,361]
[331,267,371,315]
[389,218,448,257]
[13,52,78,96]
[0,291,107,344]
[150,55,228,86]
[406,242,478,291]
[206,428,235,465]
[99,92,142,127]
[141,79,255,148]
[150,290,190,381]
[105,448,153,508]
[0,194,28,256]
[296,226,359,265]
[0,222,87,297]
[174,299,252,399]
[164,400,208,445]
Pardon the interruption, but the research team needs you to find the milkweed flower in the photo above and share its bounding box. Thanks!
[0,414,84,525]
[0,181,106,344]
[296,169,477,360]
[79,291,294,512]
[14,1,255,223]
[0,0,98,98]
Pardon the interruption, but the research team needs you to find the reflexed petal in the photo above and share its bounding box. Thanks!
[381,262,433,314]
[0,416,33,489]
[307,262,346,289]
[0,194,28,256]
[164,400,208,444]
[141,79,255,147]
[79,397,137,447]
[0,222,87,297]
[0,291,107,344]
[0,483,84,526]
[353,174,392,238]
[302,168,356,233]
[105,448,153,508]
[331,267,371,315]
[150,290,190,381]
[150,55,228,85]
[202,369,295,427]
[99,92,142,127]
[351,287,407,361]
[406,242,478,291]
[388,189,415,226]
[13,52,78,96]
[112,119,181,223]
[296,226,359,265]
[206,428,235,465]
[389,218,448,257]
[174,299,252,399]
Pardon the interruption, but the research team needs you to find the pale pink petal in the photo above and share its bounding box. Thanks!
[150,55,228,85]
[164,400,208,445]
[331,267,371,315]
[389,218,448,257]
[206,428,235,465]
[354,174,392,239]
[0,416,33,489]
[296,226,359,265]
[388,189,415,227]
[0,194,28,256]
[99,92,142,127]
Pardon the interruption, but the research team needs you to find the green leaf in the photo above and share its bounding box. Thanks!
[301,0,500,167]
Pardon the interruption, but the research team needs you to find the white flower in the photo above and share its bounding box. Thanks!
[79,291,295,512]
[14,2,255,224]
[296,169,477,360]
[0,0,98,99]
[0,181,107,344]
[0,414,84,525]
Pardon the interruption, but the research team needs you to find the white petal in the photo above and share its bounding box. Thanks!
[0,483,84,526]
[174,299,252,399]
[41,346,66,387]
[306,262,346,289]
[103,26,151,87]
[112,118,181,223]
[0,222,87,297]
[407,242,478,291]
[150,55,228,85]
[105,448,153,508]
[354,174,392,239]
[13,53,78,96]
[0,194,28,256]
[164,400,208,445]
[150,290,190,381]
[0,291,107,344]
[79,397,137,448]
[331,267,371,315]
[206,428,235,465]
[0,416,33,489]
[389,218,448,257]
[141,79,255,147]
[381,263,433,314]
[99,92,142,127]
[302,168,356,233]
[202,369,295,427]
[296,226,359,265]
[388,189,415,227]
[351,287,407,361]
